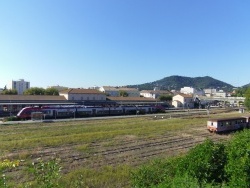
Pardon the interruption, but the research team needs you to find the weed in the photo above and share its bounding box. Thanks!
[28,157,62,188]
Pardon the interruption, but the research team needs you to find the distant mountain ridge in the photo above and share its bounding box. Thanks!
[242,83,250,88]
[127,75,235,91]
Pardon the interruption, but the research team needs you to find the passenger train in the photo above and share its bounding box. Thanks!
[16,105,158,120]
[207,116,250,133]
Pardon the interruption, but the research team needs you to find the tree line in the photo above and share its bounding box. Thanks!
[1,87,59,95]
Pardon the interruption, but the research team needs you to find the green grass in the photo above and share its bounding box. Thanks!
[0,111,243,187]
[0,117,208,151]
[60,165,132,188]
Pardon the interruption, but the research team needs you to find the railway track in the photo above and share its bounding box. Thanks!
[2,110,233,183]
[4,127,229,177]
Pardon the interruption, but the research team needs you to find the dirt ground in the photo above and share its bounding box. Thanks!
[5,117,231,180]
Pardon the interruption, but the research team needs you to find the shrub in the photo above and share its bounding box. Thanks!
[156,173,200,188]
[131,158,179,187]
[131,139,228,188]
[177,139,227,186]
[225,130,250,187]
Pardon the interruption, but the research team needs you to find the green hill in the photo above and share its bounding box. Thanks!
[127,75,234,91]
[242,83,250,88]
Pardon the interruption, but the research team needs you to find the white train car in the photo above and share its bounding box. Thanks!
[207,116,250,133]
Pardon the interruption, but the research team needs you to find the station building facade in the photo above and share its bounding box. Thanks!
[0,88,161,117]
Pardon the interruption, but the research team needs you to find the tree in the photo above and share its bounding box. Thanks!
[119,91,128,97]
[244,87,250,110]
[1,89,18,95]
[159,95,172,101]
[231,87,248,97]
[45,88,59,95]
[23,87,45,95]
[225,130,250,187]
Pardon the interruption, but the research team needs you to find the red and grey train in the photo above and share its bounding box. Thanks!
[17,105,157,119]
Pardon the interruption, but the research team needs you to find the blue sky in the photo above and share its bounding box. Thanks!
[0,0,249,88]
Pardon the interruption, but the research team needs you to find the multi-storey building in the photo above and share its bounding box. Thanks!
[8,79,30,95]
[180,87,196,95]
[180,86,204,96]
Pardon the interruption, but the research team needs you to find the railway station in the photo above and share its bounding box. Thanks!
[0,92,161,117]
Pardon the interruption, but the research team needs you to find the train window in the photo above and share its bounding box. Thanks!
[43,110,50,114]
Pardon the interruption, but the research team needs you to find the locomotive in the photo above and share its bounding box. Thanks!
[16,105,157,120]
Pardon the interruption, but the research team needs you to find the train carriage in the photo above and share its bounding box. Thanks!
[207,116,250,133]
[16,105,157,120]
[109,107,123,115]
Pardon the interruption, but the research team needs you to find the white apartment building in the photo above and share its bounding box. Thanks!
[180,87,196,94]
[180,87,196,95]
[203,88,227,97]
[8,79,30,95]
[214,90,227,98]
[204,88,217,97]
[180,86,204,96]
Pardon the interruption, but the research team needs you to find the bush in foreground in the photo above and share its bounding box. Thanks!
[131,130,250,188]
